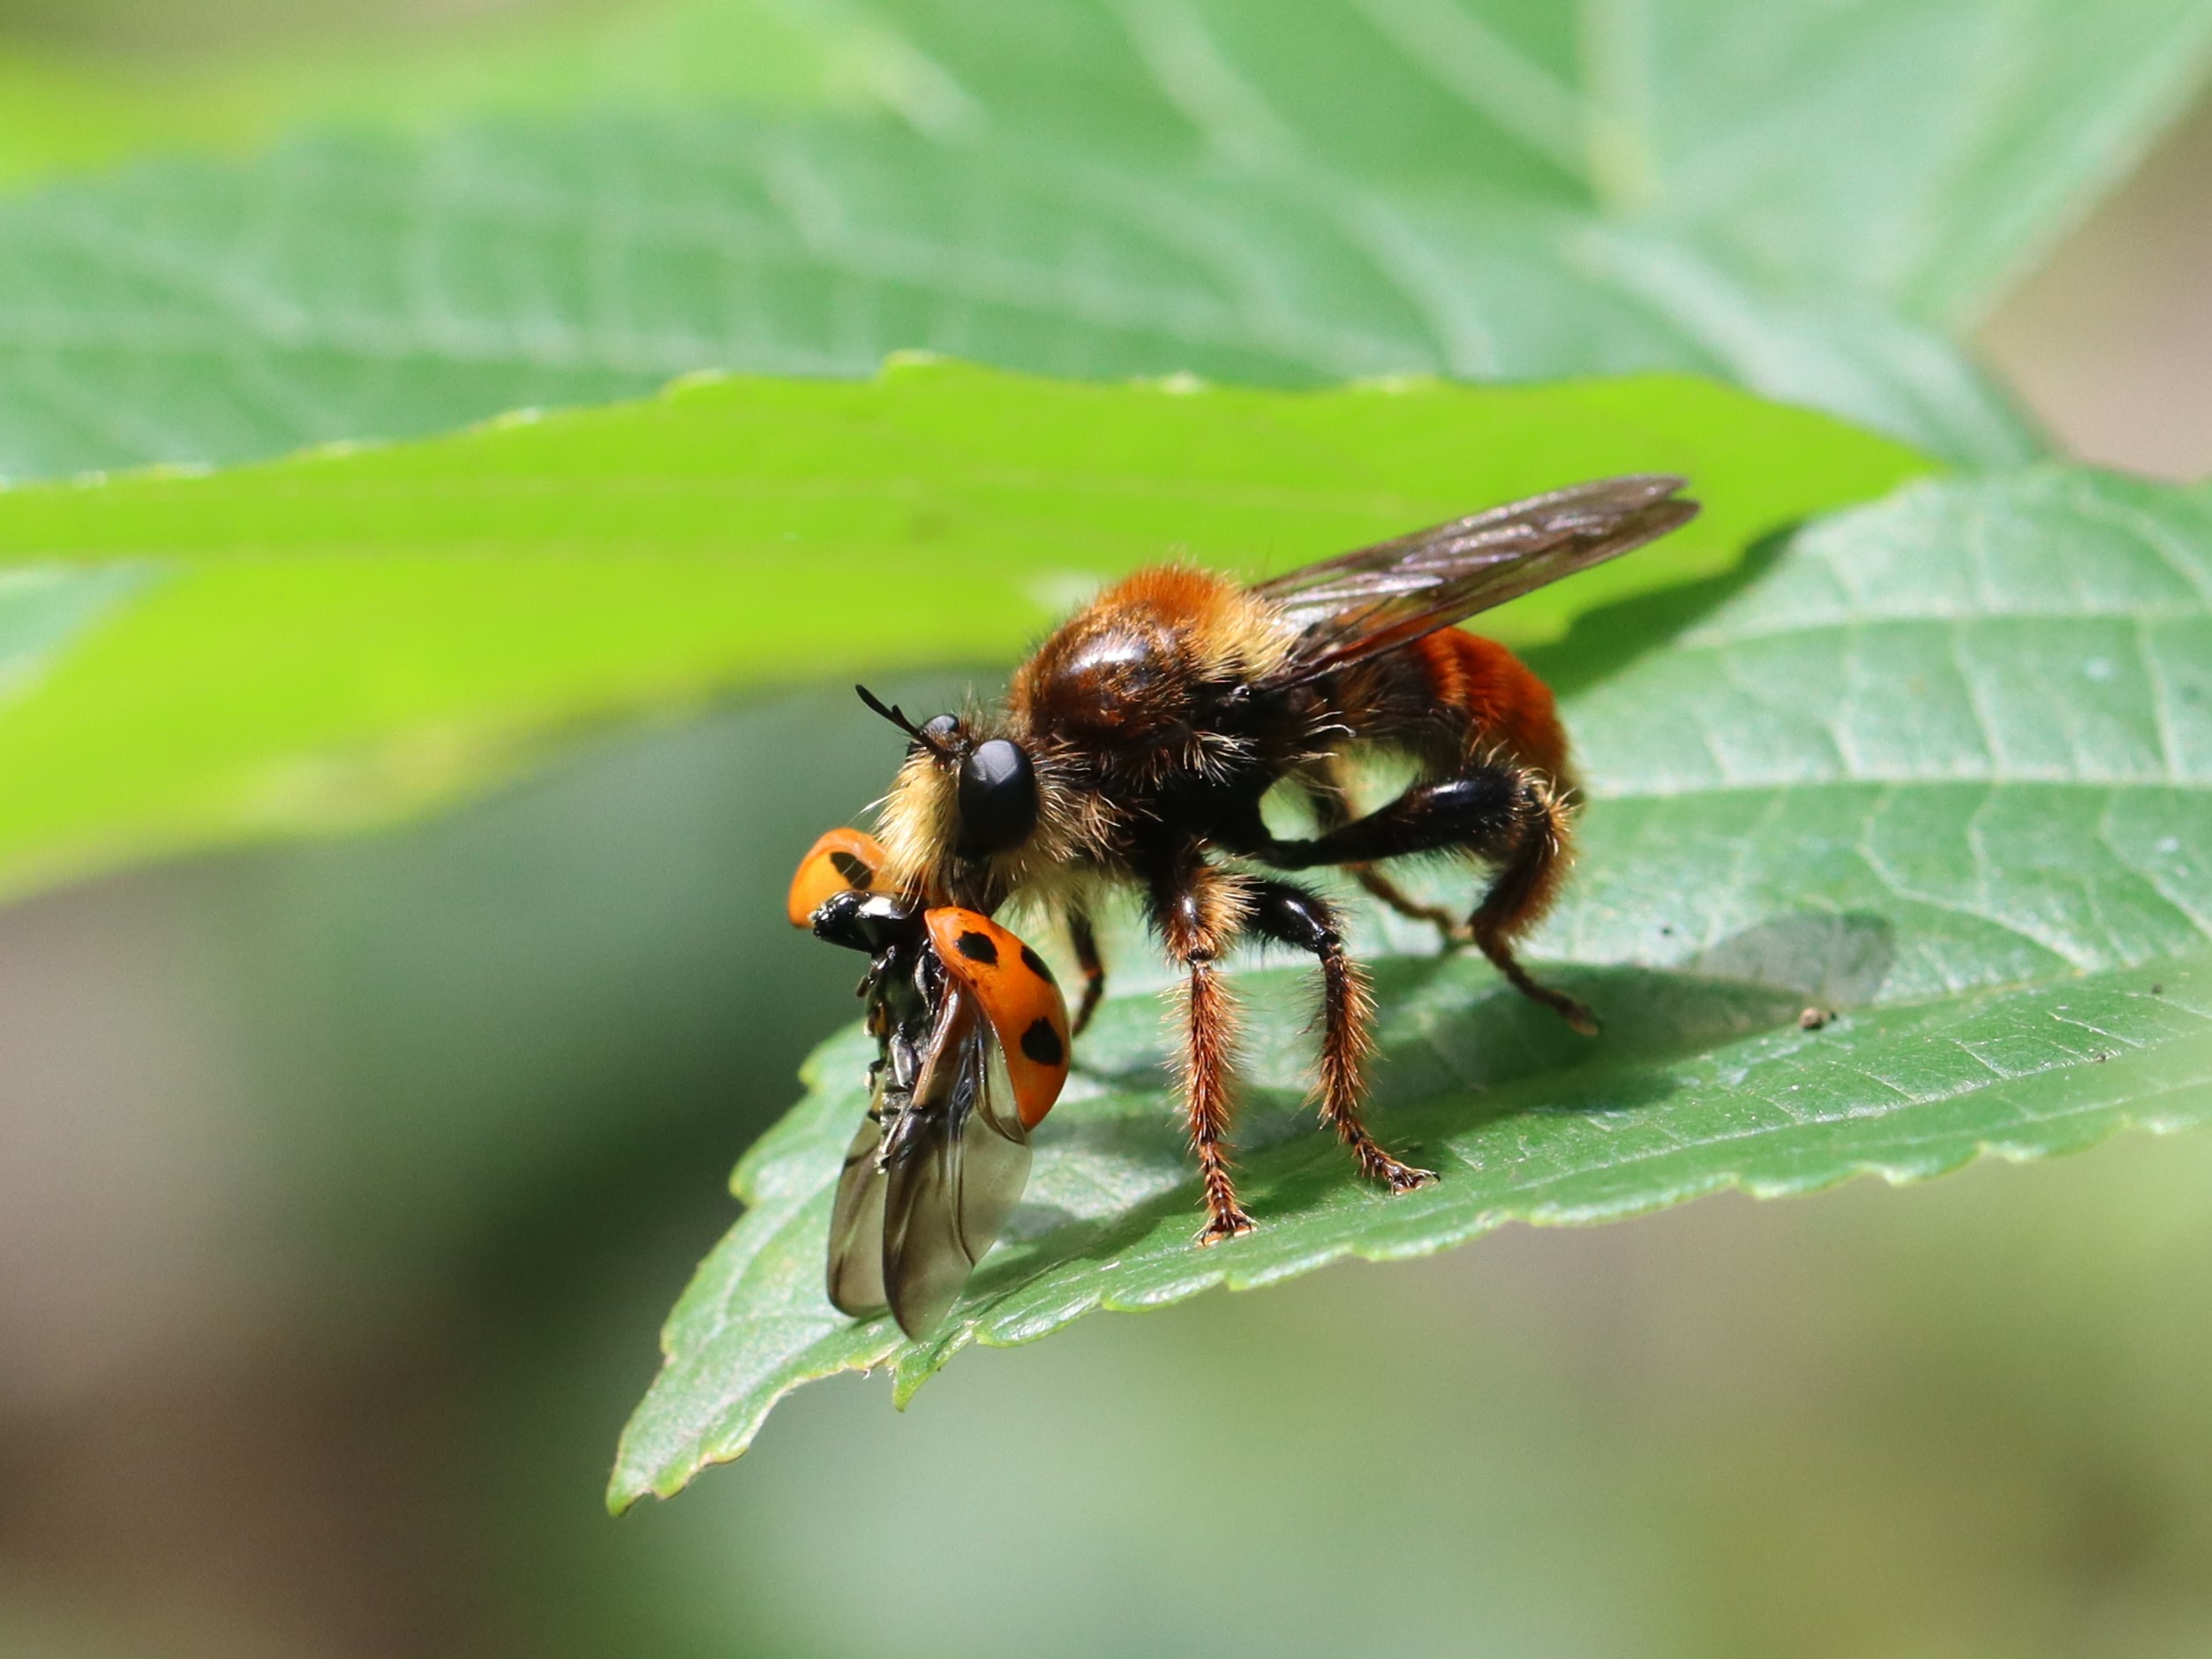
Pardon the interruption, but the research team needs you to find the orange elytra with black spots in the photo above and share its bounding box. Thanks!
[923,908,1070,1128]
[786,826,889,928]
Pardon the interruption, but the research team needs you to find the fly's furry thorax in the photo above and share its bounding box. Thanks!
[1012,564,1299,764]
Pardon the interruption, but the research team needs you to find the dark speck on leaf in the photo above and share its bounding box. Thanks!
[1798,1007,1834,1030]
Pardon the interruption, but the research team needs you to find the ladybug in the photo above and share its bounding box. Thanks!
[787,829,1070,1335]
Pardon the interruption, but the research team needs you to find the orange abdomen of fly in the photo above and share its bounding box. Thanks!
[1410,629,1570,784]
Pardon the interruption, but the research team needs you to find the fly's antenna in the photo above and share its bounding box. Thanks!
[856,683,955,758]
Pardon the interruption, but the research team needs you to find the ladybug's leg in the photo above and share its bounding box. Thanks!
[1247,879,1434,1193]
[1140,849,1255,1243]
[1257,757,1597,1037]
[1065,906,1107,1036]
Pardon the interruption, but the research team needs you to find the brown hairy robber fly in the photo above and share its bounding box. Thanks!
[788,476,1697,1337]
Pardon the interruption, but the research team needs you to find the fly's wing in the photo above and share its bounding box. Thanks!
[878,986,1035,1339]
[824,1096,891,1319]
[1253,476,1697,685]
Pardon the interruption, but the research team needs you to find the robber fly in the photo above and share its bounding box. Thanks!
[789,475,1697,1337]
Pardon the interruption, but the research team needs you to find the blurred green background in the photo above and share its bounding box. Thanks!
[3,3,2211,1656]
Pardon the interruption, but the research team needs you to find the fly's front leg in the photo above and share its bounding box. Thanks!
[1066,906,1107,1036]
[1246,879,1434,1193]
[1144,850,1255,1243]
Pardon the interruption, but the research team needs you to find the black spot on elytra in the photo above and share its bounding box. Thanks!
[828,850,872,888]
[1019,1017,1065,1068]
[957,930,999,965]
[1019,943,1054,982]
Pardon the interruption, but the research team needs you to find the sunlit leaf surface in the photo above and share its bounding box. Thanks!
[609,467,2212,1508]
[0,360,1922,902]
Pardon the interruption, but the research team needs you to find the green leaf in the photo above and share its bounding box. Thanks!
[26,0,2200,478]
[5,0,2200,480]
[11,0,2207,479]
[0,107,2030,484]
[607,465,2212,1510]
[869,0,2212,327]
[0,360,1927,902]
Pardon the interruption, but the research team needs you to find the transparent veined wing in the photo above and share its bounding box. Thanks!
[824,1097,892,1320]
[877,986,1035,1339]
[1253,475,1697,685]
[822,909,1071,1338]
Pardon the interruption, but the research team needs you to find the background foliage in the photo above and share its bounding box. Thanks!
[20,0,2212,478]
[2,1,2211,1655]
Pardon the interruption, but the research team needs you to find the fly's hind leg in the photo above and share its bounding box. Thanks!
[1261,758,1598,1037]
[1299,761,1465,947]
[1465,780,1597,1036]
[1247,879,1434,1193]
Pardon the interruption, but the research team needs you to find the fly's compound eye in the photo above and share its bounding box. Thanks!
[955,738,1037,859]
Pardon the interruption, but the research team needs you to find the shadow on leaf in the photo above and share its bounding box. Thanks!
[1526,524,1796,699]
[979,911,1877,1292]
